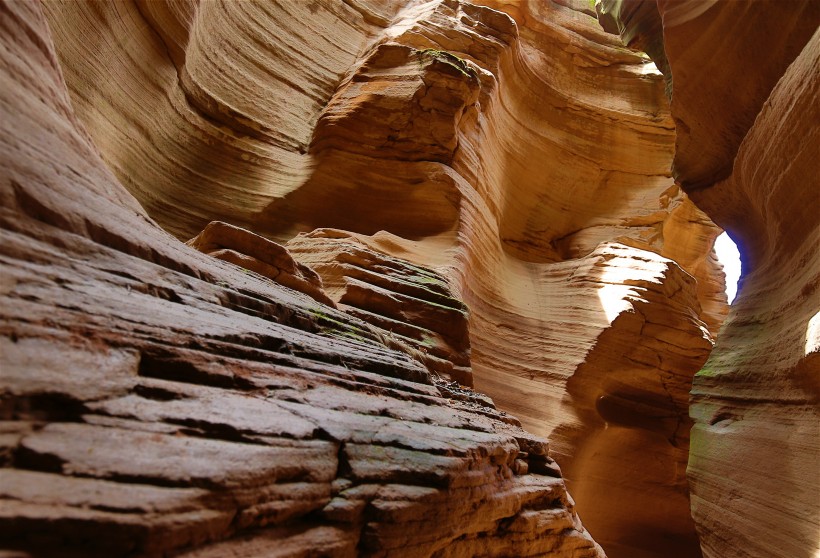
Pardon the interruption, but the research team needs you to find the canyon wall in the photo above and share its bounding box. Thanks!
[661,5,819,558]
[7,0,815,557]
[600,1,820,556]
[1,1,605,556]
[37,0,733,556]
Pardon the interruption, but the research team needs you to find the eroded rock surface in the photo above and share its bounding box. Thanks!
[16,0,817,555]
[36,0,734,556]
[683,25,820,558]
[187,220,335,307]
[599,2,820,557]
[0,1,606,556]
[287,229,473,385]
[600,0,819,189]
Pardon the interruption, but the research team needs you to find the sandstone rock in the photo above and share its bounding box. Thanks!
[597,2,820,556]
[19,0,816,555]
[596,0,675,84]
[187,220,335,307]
[684,29,820,558]
[311,43,481,164]
[599,0,820,189]
[40,0,408,239]
[37,0,733,556]
[287,229,472,385]
[661,0,819,190]
[0,2,604,557]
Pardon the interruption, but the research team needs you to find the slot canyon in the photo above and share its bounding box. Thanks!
[0,0,817,556]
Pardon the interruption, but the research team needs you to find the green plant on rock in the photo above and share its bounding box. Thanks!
[308,305,371,342]
[419,333,438,349]
[416,48,475,78]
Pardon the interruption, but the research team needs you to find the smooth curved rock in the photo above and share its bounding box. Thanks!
[661,0,819,190]
[598,2,820,556]
[0,2,604,556]
[41,0,408,239]
[17,0,816,555]
[36,0,733,556]
[686,30,820,558]
[600,0,820,189]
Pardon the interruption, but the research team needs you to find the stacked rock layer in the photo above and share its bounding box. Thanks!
[8,0,813,558]
[30,0,737,557]
[1,2,605,556]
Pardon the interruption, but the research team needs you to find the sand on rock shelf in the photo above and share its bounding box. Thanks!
[1,0,817,557]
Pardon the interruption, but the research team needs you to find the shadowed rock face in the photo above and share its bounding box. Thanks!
[10,0,816,557]
[16,0,734,556]
[598,2,820,558]
[675,20,820,558]
[599,0,819,189]
[1,2,605,557]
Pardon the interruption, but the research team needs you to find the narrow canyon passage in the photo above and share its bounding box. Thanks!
[1,1,818,558]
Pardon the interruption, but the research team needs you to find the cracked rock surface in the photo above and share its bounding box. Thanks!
[0,1,604,556]
[27,0,737,556]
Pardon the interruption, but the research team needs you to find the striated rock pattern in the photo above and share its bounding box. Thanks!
[680,21,820,558]
[187,220,336,307]
[287,229,473,385]
[600,2,820,557]
[40,0,417,240]
[660,0,819,190]
[599,0,819,189]
[36,0,735,556]
[0,1,608,556]
[9,0,818,555]
[557,243,713,558]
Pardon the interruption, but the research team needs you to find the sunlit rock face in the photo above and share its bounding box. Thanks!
[601,1,820,557]
[1,2,605,557]
[1,0,743,557]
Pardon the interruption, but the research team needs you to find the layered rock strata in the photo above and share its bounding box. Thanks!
[187,220,335,307]
[670,16,820,558]
[37,0,733,556]
[599,0,819,189]
[19,0,819,556]
[287,229,473,385]
[0,1,607,556]
[599,2,820,557]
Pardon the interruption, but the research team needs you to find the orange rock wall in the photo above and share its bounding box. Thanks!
[662,6,819,558]
[688,40,819,554]
[38,1,734,556]
[1,1,605,556]
[18,0,818,555]
[42,0,409,238]
[602,1,820,556]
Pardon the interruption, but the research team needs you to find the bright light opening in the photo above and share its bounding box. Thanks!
[714,232,741,303]
[805,312,820,356]
[638,61,661,75]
